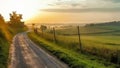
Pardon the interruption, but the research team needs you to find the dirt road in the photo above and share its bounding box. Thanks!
[9,32,69,68]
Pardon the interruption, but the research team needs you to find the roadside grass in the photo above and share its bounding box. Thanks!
[0,22,27,68]
[0,23,12,68]
[28,32,117,68]
[0,39,9,68]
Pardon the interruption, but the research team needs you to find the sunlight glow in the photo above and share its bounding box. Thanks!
[0,0,48,21]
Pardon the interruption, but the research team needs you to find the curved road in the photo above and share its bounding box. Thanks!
[9,32,69,68]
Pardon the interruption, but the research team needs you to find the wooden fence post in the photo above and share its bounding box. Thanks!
[53,27,57,43]
[41,28,43,37]
[77,26,82,53]
[117,50,120,65]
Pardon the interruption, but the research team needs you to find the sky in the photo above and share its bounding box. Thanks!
[0,0,120,24]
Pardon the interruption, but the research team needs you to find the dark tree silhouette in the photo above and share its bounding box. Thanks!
[10,11,22,23]
[40,25,47,31]
[40,25,47,37]
[9,11,24,27]
[32,23,35,29]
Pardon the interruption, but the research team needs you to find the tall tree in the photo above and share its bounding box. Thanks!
[0,14,5,24]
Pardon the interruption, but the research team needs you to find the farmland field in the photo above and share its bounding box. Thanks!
[38,24,120,64]
[28,23,120,68]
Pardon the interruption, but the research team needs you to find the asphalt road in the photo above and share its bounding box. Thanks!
[9,32,69,68]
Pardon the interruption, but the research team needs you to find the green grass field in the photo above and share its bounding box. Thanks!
[28,32,117,68]
[33,24,120,67]
[27,24,120,68]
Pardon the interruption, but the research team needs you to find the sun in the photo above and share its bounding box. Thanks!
[0,0,48,21]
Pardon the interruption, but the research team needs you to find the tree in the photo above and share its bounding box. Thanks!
[32,23,37,33]
[32,23,35,30]
[9,11,22,23]
[0,14,5,38]
[0,14,5,24]
[40,25,47,31]
[40,25,47,36]
[9,11,24,27]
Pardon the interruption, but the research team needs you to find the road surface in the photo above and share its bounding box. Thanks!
[9,32,69,68]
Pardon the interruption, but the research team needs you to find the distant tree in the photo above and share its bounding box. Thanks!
[32,23,36,32]
[40,25,47,31]
[40,25,47,36]
[32,23,35,30]
[9,11,24,27]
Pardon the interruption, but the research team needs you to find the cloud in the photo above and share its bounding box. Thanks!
[41,8,120,13]
[108,0,120,3]
[47,0,86,8]
[46,0,120,12]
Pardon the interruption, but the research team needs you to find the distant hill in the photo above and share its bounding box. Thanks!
[85,21,120,27]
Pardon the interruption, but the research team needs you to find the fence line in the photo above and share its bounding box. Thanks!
[33,25,120,65]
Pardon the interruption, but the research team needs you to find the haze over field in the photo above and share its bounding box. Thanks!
[0,0,120,24]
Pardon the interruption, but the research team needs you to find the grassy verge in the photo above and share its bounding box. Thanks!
[0,24,27,68]
[28,32,117,68]
[0,23,12,68]
[0,39,10,68]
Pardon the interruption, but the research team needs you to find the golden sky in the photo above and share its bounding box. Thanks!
[0,0,48,21]
[0,0,120,24]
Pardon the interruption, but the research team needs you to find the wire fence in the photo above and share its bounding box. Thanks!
[34,25,120,65]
